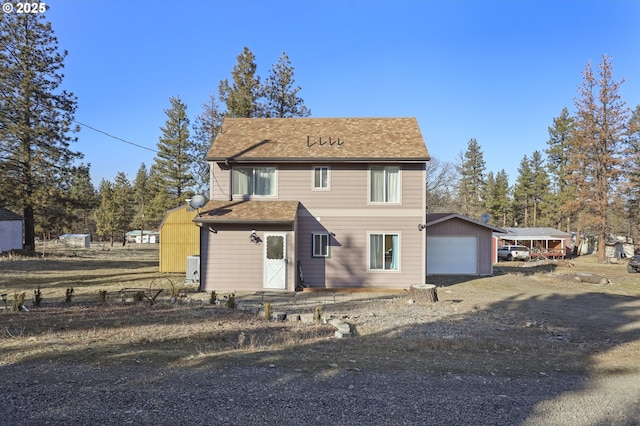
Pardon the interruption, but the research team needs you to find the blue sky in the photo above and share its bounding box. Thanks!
[44,0,640,187]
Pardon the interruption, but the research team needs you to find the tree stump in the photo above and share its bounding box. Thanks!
[409,284,438,303]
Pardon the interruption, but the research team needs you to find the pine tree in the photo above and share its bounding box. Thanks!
[455,139,486,219]
[192,93,223,195]
[545,107,576,231]
[151,96,195,207]
[112,172,134,246]
[0,13,81,250]
[131,163,151,234]
[264,52,311,118]
[625,105,640,244]
[219,47,263,118]
[484,170,511,227]
[94,179,117,246]
[570,55,628,261]
[512,155,534,227]
[529,151,550,227]
[68,164,98,234]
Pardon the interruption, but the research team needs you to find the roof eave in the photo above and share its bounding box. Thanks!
[194,218,294,225]
[206,157,431,163]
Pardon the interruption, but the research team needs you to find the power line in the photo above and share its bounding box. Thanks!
[74,120,158,153]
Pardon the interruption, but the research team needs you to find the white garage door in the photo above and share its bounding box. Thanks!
[427,236,478,274]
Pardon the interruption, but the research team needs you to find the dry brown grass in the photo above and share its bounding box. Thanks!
[2,244,640,377]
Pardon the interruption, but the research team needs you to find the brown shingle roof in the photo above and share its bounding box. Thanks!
[206,118,430,162]
[195,200,299,224]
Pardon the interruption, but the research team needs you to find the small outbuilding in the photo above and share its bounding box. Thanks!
[60,233,91,248]
[159,205,200,273]
[426,213,506,275]
[0,208,23,252]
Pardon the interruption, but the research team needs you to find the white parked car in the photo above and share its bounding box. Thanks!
[497,245,530,261]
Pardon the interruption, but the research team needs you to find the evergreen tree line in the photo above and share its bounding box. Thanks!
[90,47,311,245]
[0,6,311,248]
[427,55,639,261]
[1,12,637,260]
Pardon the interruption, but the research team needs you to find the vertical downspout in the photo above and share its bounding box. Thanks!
[226,160,233,201]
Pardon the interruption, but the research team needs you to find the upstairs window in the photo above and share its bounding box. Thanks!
[370,166,399,203]
[233,167,276,196]
[313,166,330,190]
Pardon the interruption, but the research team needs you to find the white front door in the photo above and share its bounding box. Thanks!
[264,233,287,289]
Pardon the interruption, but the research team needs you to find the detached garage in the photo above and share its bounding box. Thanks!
[426,213,505,276]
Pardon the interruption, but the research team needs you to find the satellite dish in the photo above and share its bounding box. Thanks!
[188,194,206,210]
[481,213,490,224]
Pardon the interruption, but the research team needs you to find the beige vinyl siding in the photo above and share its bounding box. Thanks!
[297,215,423,288]
[204,161,427,289]
[278,163,424,210]
[426,218,494,276]
[200,224,296,292]
[210,162,231,201]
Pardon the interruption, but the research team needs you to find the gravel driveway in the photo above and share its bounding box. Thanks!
[3,361,640,425]
[3,261,640,425]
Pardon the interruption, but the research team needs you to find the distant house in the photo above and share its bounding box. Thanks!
[125,230,160,244]
[497,227,572,259]
[159,205,200,274]
[193,117,430,292]
[425,213,505,275]
[0,208,23,252]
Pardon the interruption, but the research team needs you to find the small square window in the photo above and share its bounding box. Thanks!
[312,233,330,257]
[313,166,330,190]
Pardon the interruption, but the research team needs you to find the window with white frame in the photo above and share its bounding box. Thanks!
[369,233,399,270]
[370,166,399,203]
[312,233,330,257]
[232,167,276,196]
[313,166,330,190]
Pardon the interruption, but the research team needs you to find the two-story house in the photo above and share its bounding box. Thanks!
[194,117,430,292]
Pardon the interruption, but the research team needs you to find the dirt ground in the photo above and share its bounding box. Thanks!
[1,246,640,424]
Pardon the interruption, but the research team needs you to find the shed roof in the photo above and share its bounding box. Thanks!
[206,118,430,163]
[0,208,22,221]
[426,213,506,233]
[195,200,299,224]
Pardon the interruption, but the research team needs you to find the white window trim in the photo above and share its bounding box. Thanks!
[311,165,331,191]
[312,233,330,258]
[232,166,278,198]
[367,165,402,205]
[367,231,401,272]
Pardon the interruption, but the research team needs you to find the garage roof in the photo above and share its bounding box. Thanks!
[426,213,506,233]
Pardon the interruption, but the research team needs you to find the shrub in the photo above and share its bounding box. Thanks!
[314,305,324,324]
[134,291,145,302]
[263,302,272,320]
[13,292,26,311]
[98,290,108,303]
[209,290,217,305]
[65,288,74,303]
[226,292,236,309]
[32,286,42,307]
